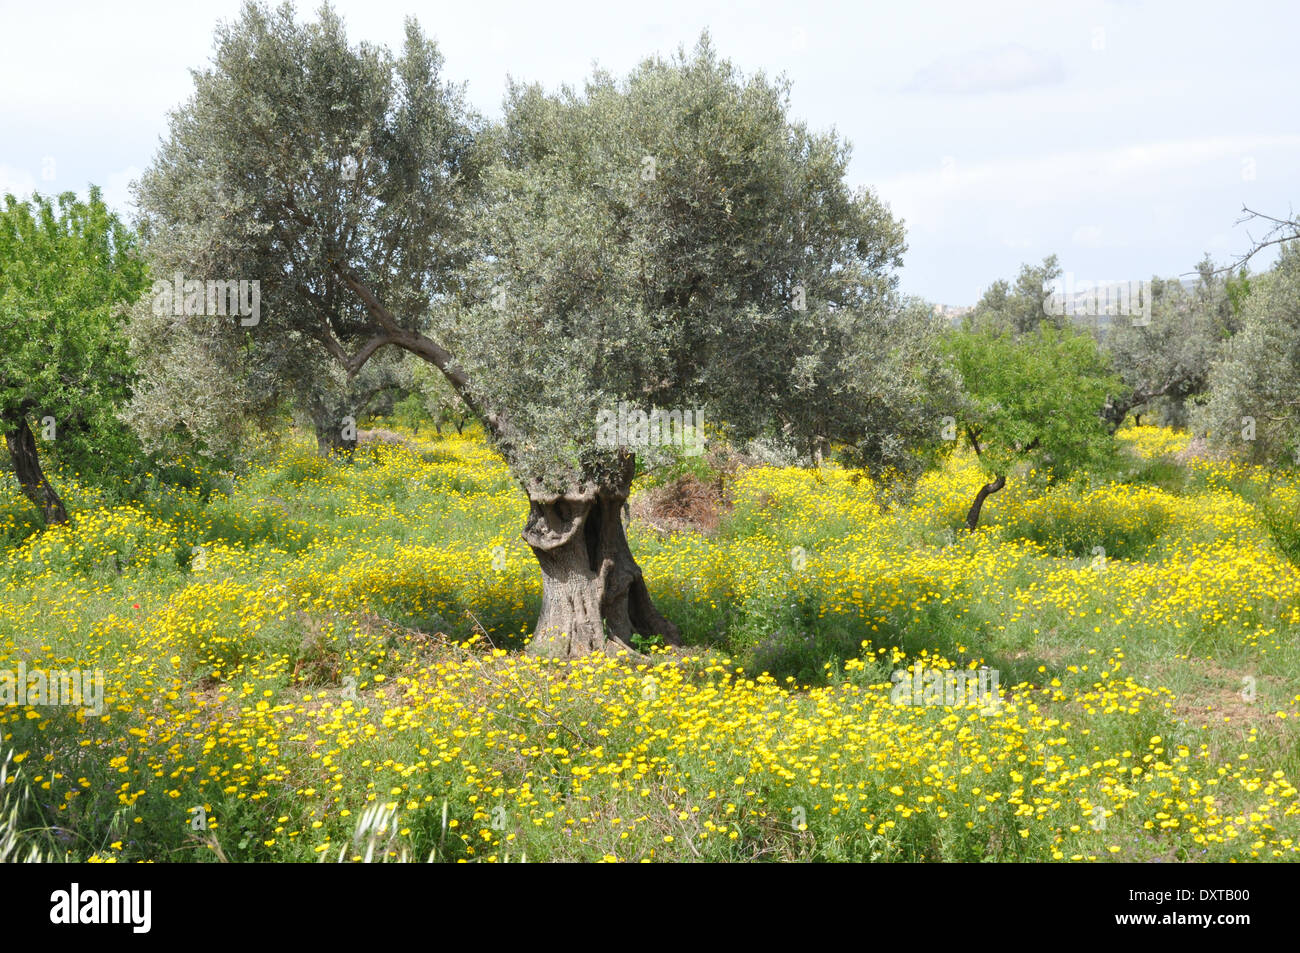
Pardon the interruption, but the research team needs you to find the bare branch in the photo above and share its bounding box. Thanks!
[1188,205,1299,277]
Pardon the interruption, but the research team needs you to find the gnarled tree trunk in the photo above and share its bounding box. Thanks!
[4,413,69,526]
[965,474,1006,532]
[522,453,681,658]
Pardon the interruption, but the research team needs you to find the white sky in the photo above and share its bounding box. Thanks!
[2,0,1296,304]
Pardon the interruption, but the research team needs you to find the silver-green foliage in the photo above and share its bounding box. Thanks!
[442,36,955,488]
[128,4,954,495]
[1100,269,1225,430]
[128,1,481,458]
[1198,242,1300,464]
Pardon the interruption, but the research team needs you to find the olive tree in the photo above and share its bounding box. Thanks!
[1099,270,1224,432]
[438,40,956,655]
[1198,241,1300,464]
[135,4,954,657]
[286,350,412,456]
[130,2,481,462]
[966,255,1063,335]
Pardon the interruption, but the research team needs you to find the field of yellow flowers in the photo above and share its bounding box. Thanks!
[1,424,1298,862]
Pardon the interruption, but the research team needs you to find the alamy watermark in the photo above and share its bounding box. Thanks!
[49,883,150,933]
[1,663,104,716]
[1043,274,1152,326]
[151,272,260,326]
[889,662,1002,712]
[595,402,705,456]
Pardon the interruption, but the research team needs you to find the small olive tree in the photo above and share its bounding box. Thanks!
[1198,241,1300,465]
[966,255,1064,336]
[1099,269,1224,432]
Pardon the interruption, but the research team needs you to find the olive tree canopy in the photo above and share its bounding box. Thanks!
[1198,241,1300,465]
[1099,268,1226,432]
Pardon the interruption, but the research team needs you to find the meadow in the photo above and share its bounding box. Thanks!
[1,423,1298,862]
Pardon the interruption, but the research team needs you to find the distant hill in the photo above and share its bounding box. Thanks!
[936,278,1201,330]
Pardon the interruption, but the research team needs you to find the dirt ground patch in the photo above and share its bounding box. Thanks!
[630,472,730,534]
[1156,656,1289,731]
[358,428,414,449]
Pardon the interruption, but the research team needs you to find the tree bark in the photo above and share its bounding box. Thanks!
[4,413,69,526]
[522,454,681,658]
[965,475,1006,532]
[323,264,671,659]
[310,412,357,459]
[314,423,357,458]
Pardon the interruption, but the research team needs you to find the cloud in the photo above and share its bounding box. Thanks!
[874,135,1300,231]
[905,44,1065,94]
